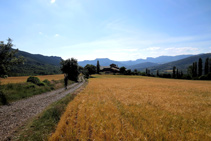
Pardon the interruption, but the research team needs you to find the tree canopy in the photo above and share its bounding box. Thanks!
[0,38,24,76]
[97,60,100,74]
[60,58,79,82]
[84,64,96,75]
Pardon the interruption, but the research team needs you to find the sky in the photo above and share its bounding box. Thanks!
[0,0,211,61]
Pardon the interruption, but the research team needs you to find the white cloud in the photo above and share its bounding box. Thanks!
[50,0,56,4]
[162,47,199,56]
[146,47,160,51]
[54,34,59,37]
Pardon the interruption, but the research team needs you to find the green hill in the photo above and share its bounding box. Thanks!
[9,50,62,76]
[145,53,211,74]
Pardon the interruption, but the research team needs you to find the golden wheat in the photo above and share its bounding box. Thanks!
[50,75,211,140]
[0,74,64,84]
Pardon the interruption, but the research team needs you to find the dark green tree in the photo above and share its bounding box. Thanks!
[96,60,100,74]
[198,58,203,76]
[210,59,211,73]
[193,62,197,77]
[0,38,24,105]
[173,66,176,78]
[176,69,179,78]
[146,68,150,76]
[82,68,90,79]
[60,58,79,82]
[156,70,159,77]
[119,66,126,74]
[126,69,132,75]
[180,71,183,78]
[0,38,24,76]
[133,69,138,75]
[188,65,193,77]
[84,64,96,75]
[205,58,209,75]
[78,66,84,73]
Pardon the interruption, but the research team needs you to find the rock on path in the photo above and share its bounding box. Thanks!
[0,79,85,141]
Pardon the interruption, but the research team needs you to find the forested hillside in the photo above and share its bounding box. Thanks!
[145,53,211,73]
[9,50,62,76]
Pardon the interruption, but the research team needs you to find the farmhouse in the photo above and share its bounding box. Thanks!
[100,64,120,74]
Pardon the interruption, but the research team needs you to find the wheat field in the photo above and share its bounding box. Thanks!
[50,75,211,140]
[0,74,64,85]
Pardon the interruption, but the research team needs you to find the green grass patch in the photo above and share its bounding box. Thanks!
[0,79,73,105]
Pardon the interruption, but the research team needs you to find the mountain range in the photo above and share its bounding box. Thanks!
[9,48,211,76]
[78,55,193,67]
[146,53,211,73]
[78,53,211,73]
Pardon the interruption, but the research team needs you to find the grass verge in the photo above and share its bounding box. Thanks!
[12,82,87,141]
[0,79,73,105]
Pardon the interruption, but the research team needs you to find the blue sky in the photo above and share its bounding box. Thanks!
[1,0,211,61]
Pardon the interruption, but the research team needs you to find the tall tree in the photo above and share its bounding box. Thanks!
[60,58,79,82]
[156,70,159,77]
[176,69,179,78]
[209,59,211,73]
[126,69,132,75]
[134,69,138,75]
[96,60,100,74]
[173,66,176,78]
[204,58,209,75]
[180,71,183,78]
[84,64,96,75]
[192,62,198,77]
[198,58,203,76]
[188,65,193,77]
[146,68,151,76]
[120,66,126,74]
[0,38,24,76]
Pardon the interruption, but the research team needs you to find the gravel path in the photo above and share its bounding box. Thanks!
[0,78,85,141]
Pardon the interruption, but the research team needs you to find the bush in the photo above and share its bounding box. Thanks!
[1,75,8,79]
[37,82,46,86]
[0,91,8,105]
[27,76,41,85]
[199,75,207,80]
[199,73,211,80]
[26,84,36,89]
[43,79,50,85]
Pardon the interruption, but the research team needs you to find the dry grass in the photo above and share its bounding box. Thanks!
[0,74,64,85]
[50,75,211,140]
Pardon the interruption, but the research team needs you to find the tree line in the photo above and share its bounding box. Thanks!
[187,57,211,80]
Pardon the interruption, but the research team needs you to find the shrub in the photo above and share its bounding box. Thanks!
[199,73,211,80]
[26,84,36,89]
[37,82,46,86]
[43,79,50,85]
[27,76,41,85]
[0,91,8,105]
[1,75,8,79]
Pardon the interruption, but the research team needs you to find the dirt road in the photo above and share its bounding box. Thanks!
[0,78,85,140]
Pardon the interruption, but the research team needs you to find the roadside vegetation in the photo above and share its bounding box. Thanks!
[14,83,86,141]
[0,76,74,105]
[50,75,211,140]
[0,74,64,85]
